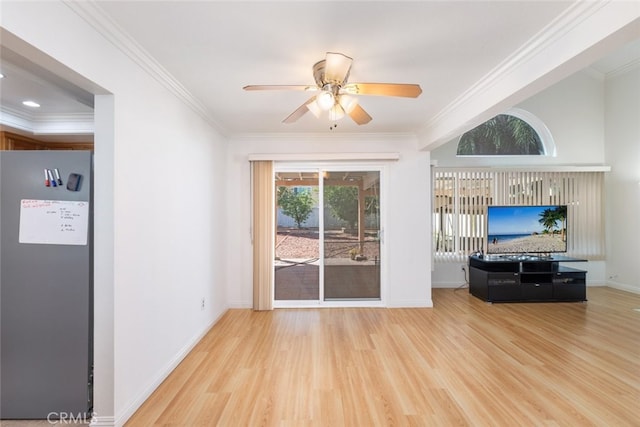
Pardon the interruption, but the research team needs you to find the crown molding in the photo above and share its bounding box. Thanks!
[424,1,607,129]
[0,108,32,132]
[63,0,228,136]
[418,0,638,149]
[604,56,640,79]
[582,66,606,81]
[248,152,400,162]
[0,106,93,134]
[585,55,640,80]
[229,131,418,144]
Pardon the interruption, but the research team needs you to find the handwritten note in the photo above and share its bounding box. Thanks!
[19,199,89,245]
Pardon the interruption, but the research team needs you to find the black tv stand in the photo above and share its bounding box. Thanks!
[468,254,587,303]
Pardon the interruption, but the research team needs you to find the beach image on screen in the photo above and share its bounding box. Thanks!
[487,205,567,254]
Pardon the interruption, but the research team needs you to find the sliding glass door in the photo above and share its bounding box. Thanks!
[323,170,381,300]
[274,165,383,306]
[274,171,320,301]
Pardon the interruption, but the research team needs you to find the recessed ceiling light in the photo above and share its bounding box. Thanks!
[0,73,5,79]
[22,100,40,108]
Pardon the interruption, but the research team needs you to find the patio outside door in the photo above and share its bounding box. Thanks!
[274,171,320,301]
[323,170,381,300]
[274,167,382,305]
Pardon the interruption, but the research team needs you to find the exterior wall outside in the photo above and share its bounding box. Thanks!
[277,207,379,229]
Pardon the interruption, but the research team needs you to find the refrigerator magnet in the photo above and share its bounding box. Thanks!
[67,173,82,191]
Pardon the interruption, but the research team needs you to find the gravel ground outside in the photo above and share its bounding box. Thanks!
[275,229,380,260]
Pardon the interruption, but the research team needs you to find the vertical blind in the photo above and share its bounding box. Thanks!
[433,169,605,262]
[251,160,274,310]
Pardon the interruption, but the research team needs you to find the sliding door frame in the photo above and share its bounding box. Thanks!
[273,161,388,308]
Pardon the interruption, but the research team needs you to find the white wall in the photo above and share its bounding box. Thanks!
[604,67,640,294]
[430,70,606,167]
[1,2,228,425]
[430,70,608,287]
[226,135,432,308]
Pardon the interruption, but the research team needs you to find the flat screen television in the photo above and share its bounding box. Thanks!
[486,205,567,254]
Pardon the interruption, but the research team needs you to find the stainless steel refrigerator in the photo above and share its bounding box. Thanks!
[1,150,92,419]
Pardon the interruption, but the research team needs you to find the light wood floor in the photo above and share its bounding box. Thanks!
[0,422,87,427]
[126,287,640,426]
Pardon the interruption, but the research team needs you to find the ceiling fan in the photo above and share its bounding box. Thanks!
[243,52,422,126]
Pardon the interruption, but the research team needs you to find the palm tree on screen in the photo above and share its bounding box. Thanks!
[538,206,567,241]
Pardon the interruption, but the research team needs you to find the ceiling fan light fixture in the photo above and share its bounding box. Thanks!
[316,90,335,111]
[306,100,322,118]
[325,52,353,83]
[338,95,358,114]
[244,51,421,126]
[328,104,345,121]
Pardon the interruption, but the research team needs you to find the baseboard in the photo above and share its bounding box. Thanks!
[387,299,433,308]
[606,281,640,294]
[228,299,253,309]
[114,308,229,427]
[89,415,116,427]
[432,282,468,289]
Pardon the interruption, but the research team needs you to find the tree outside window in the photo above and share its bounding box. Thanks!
[277,186,315,229]
[457,114,545,155]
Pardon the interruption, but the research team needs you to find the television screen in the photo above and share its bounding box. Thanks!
[486,205,567,254]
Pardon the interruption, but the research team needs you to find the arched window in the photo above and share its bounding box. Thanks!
[457,108,555,156]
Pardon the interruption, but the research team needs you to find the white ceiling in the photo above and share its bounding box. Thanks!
[0,45,95,141]
[0,1,639,141]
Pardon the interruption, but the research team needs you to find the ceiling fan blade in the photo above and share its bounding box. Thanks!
[324,52,353,84]
[243,85,318,91]
[348,104,372,125]
[342,83,422,98]
[282,96,317,124]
